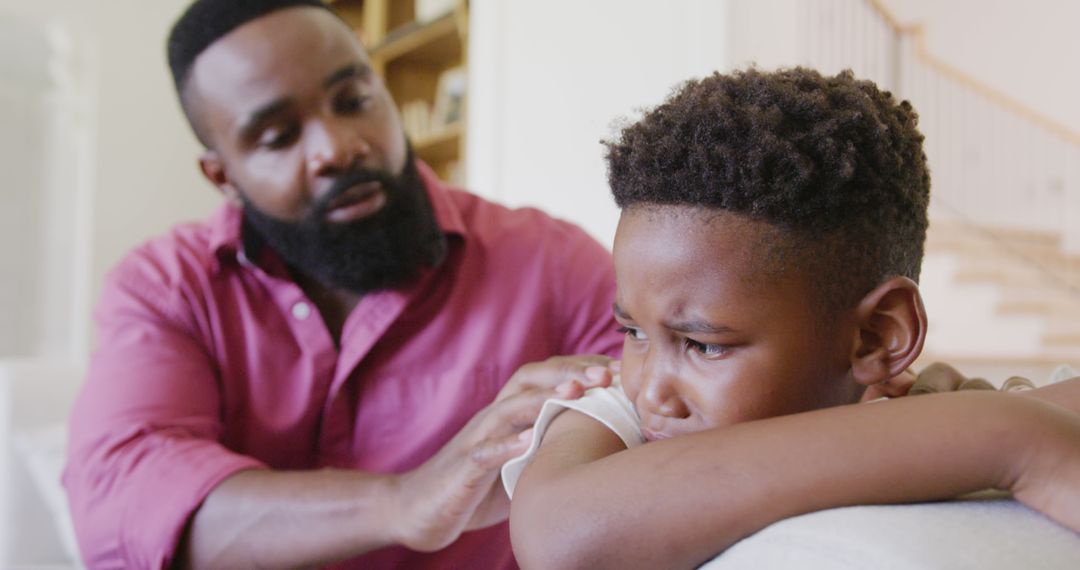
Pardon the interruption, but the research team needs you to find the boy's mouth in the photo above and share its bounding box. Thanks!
[639,426,673,441]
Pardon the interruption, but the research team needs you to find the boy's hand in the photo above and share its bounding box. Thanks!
[1005,378,1080,534]
[389,355,617,552]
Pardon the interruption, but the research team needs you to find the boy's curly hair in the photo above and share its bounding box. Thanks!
[604,67,930,310]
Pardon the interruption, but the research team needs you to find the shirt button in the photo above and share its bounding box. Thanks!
[291,302,312,320]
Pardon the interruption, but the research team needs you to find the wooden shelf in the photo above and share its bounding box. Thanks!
[326,0,365,32]
[372,12,461,65]
[331,0,468,184]
[413,121,463,164]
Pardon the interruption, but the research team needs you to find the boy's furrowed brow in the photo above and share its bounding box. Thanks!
[612,303,631,320]
[665,319,737,334]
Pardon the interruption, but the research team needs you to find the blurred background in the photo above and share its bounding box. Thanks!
[0,0,1077,565]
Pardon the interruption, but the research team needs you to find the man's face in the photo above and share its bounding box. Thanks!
[191,6,406,221]
[612,206,860,442]
[187,7,444,292]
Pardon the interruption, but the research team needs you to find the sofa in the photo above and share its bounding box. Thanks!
[2,359,1077,568]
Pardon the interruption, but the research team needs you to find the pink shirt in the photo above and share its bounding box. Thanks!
[63,163,621,569]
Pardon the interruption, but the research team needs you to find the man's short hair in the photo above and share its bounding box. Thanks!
[167,0,330,94]
[604,67,931,311]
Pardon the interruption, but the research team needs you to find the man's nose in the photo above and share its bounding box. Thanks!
[636,356,690,419]
[306,119,371,176]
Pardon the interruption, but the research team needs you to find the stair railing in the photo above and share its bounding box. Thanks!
[797,0,1080,272]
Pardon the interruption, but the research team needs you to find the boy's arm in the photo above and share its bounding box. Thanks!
[510,381,1080,570]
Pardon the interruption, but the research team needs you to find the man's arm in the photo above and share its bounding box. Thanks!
[180,359,612,568]
[65,260,616,568]
[179,469,396,568]
[510,381,1080,570]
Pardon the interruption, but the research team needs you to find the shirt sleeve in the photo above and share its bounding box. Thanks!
[550,221,624,358]
[502,382,644,498]
[63,261,266,569]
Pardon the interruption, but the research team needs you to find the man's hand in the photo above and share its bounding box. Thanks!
[389,355,617,552]
[860,362,1043,402]
[907,362,1035,395]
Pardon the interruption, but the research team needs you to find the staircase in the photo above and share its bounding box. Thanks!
[922,222,1080,367]
[795,0,1080,378]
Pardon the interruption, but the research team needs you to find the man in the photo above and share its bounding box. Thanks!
[62,0,621,567]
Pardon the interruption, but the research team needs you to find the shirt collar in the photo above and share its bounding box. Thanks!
[208,159,468,275]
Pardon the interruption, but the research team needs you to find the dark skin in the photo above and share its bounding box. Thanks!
[612,208,918,439]
[509,205,1080,570]
[189,7,406,337]
[175,8,618,568]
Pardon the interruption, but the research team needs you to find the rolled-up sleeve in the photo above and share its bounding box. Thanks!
[551,223,623,358]
[63,263,266,569]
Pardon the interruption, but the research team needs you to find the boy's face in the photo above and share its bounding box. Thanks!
[612,205,861,441]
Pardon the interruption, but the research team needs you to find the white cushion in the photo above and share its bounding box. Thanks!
[0,358,84,567]
[705,496,1080,570]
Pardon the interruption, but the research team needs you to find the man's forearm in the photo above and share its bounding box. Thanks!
[513,390,1073,570]
[180,468,399,569]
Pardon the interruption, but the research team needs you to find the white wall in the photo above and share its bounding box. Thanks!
[467,0,730,248]
[2,0,1075,358]
[0,20,55,358]
[726,0,803,72]
[0,0,221,357]
[0,8,94,360]
[84,0,221,316]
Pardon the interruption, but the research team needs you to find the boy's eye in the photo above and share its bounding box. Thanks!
[686,339,729,358]
[617,326,647,342]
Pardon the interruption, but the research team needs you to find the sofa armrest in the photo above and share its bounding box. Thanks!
[703,496,1080,570]
[0,358,85,567]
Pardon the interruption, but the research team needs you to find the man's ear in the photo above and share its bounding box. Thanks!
[849,276,927,394]
[199,150,243,206]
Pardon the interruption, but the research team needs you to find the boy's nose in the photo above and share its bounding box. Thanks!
[636,367,690,420]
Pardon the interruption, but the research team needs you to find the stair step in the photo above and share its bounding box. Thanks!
[917,352,1080,371]
[1000,285,1080,306]
[926,220,1080,356]
[1044,316,1080,333]
[998,299,1080,319]
[1042,331,1080,349]
[928,221,1063,249]
[927,237,1080,275]
[926,223,1080,287]
[953,263,1060,289]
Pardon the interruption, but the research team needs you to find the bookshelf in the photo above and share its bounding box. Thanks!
[328,0,468,185]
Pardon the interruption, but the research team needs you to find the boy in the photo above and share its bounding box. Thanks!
[503,68,1080,569]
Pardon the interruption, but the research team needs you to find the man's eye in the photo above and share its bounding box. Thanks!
[617,326,647,342]
[259,125,300,149]
[335,93,371,115]
[686,339,729,358]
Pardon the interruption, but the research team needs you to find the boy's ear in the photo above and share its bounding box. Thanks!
[199,150,243,206]
[849,276,927,394]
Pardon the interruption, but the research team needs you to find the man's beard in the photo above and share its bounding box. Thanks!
[240,150,447,295]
